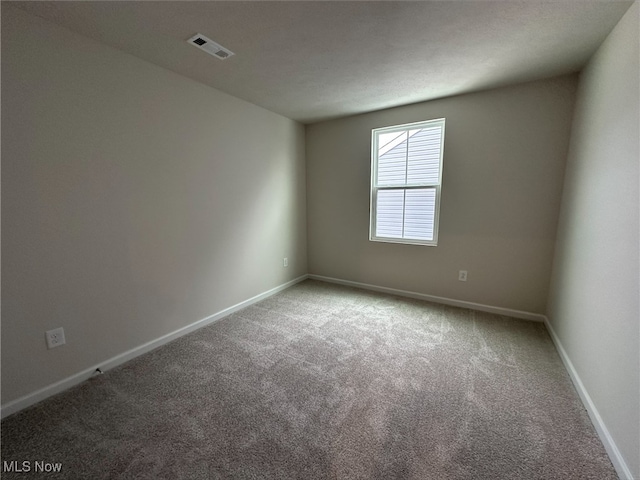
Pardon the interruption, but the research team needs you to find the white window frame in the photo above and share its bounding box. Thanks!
[369,118,445,246]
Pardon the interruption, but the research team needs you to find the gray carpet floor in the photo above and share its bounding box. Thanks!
[1,279,617,479]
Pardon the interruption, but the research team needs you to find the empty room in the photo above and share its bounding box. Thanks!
[1,1,638,479]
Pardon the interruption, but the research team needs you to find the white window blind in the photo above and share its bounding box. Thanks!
[370,119,445,246]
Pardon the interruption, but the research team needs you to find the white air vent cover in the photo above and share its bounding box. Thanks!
[187,34,234,60]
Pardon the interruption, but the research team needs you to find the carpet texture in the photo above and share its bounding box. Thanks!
[1,280,617,479]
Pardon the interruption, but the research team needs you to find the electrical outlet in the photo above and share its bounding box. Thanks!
[46,327,66,349]
[458,270,468,282]
[283,257,288,267]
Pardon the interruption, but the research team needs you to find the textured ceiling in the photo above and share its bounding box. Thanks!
[11,1,633,124]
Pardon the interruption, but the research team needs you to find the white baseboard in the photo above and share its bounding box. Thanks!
[544,318,634,480]
[308,274,546,322]
[0,274,309,419]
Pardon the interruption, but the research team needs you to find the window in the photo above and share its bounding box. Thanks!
[369,118,445,246]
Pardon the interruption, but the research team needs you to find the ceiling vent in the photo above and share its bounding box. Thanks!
[187,34,234,60]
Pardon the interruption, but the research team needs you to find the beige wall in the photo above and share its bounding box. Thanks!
[306,76,577,314]
[1,6,307,404]
[547,3,639,477]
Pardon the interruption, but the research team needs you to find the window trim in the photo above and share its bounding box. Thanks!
[369,118,446,246]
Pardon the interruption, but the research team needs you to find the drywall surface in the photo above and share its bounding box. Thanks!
[1,6,307,404]
[547,3,639,477]
[306,76,577,314]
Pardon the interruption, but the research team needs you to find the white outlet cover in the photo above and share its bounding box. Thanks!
[283,258,288,267]
[46,327,66,349]
[458,270,468,281]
